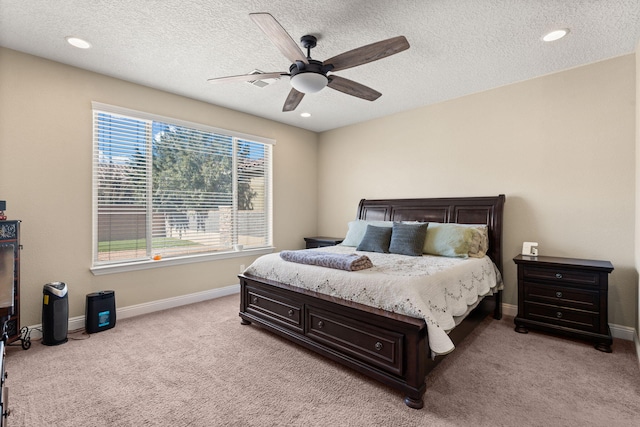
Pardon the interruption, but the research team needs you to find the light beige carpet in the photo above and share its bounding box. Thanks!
[5,294,640,426]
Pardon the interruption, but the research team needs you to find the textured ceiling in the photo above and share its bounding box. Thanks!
[1,0,639,132]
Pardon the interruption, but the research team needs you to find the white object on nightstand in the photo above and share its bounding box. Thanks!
[521,242,538,256]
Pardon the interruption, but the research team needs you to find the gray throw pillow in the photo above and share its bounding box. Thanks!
[389,222,428,256]
[356,225,392,253]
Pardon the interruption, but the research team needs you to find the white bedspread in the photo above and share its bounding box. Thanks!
[244,245,503,355]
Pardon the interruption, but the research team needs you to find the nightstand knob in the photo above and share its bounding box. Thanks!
[288,309,294,317]
[556,311,563,318]
[375,342,383,351]
[318,321,324,329]
[555,273,563,279]
[556,291,563,298]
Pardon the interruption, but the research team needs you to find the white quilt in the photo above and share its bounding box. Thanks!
[244,245,503,355]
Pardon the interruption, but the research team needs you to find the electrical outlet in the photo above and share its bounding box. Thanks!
[240,264,245,273]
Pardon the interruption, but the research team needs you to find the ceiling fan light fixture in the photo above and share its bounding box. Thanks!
[290,72,328,93]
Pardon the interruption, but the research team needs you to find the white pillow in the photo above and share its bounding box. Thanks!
[341,220,393,247]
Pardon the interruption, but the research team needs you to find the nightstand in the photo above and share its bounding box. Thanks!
[513,254,614,352]
[304,236,344,249]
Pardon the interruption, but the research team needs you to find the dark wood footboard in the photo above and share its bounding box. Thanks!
[239,273,429,407]
[239,273,500,408]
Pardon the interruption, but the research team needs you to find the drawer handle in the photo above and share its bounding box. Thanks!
[556,291,563,298]
[288,309,294,317]
[375,342,383,351]
[317,321,324,329]
[251,296,258,304]
[555,273,563,279]
[556,311,563,319]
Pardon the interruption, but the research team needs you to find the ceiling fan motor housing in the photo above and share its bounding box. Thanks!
[289,59,329,93]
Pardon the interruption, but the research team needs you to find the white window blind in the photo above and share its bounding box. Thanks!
[92,103,273,267]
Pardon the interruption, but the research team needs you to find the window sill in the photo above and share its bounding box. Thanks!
[90,247,274,276]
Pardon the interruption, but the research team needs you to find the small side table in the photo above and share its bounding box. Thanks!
[304,236,344,249]
[513,254,614,352]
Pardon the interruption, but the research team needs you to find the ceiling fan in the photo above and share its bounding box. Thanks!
[207,13,410,112]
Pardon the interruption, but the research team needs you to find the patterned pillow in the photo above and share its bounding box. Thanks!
[466,225,489,258]
[356,225,392,253]
[389,222,428,256]
[423,223,475,258]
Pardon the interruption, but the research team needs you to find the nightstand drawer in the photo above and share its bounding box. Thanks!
[524,302,599,333]
[523,283,599,312]
[523,266,599,287]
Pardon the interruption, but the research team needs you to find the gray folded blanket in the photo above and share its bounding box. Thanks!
[280,250,373,271]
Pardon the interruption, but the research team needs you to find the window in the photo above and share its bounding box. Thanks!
[91,102,273,272]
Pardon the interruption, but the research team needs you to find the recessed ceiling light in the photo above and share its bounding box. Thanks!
[300,112,312,118]
[66,36,92,49]
[542,29,569,42]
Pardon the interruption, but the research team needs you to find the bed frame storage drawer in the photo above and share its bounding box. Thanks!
[305,306,404,376]
[243,285,303,332]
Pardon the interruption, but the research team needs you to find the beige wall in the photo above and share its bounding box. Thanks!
[1,46,637,331]
[0,48,318,326]
[318,54,637,328]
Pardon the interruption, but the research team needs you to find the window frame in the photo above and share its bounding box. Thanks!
[90,102,274,275]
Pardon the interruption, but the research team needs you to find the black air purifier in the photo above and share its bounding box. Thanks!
[42,282,68,346]
[85,291,116,334]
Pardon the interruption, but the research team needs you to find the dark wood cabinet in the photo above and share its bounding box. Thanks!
[0,337,7,425]
[0,221,21,346]
[0,220,20,426]
[303,236,344,249]
[513,254,614,352]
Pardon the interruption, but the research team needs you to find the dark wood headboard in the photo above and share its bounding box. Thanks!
[356,195,506,272]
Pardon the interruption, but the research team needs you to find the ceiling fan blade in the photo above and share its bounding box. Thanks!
[207,72,287,84]
[327,75,381,101]
[250,13,308,65]
[282,88,305,112]
[324,36,410,72]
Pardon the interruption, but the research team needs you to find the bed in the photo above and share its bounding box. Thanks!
[238,195,505,409]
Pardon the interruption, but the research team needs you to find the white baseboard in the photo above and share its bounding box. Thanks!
[610,323,637,341]
[502,302,517,318]
[25,283,240,340]
[23,290,638,346]
[501,303,636,341]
